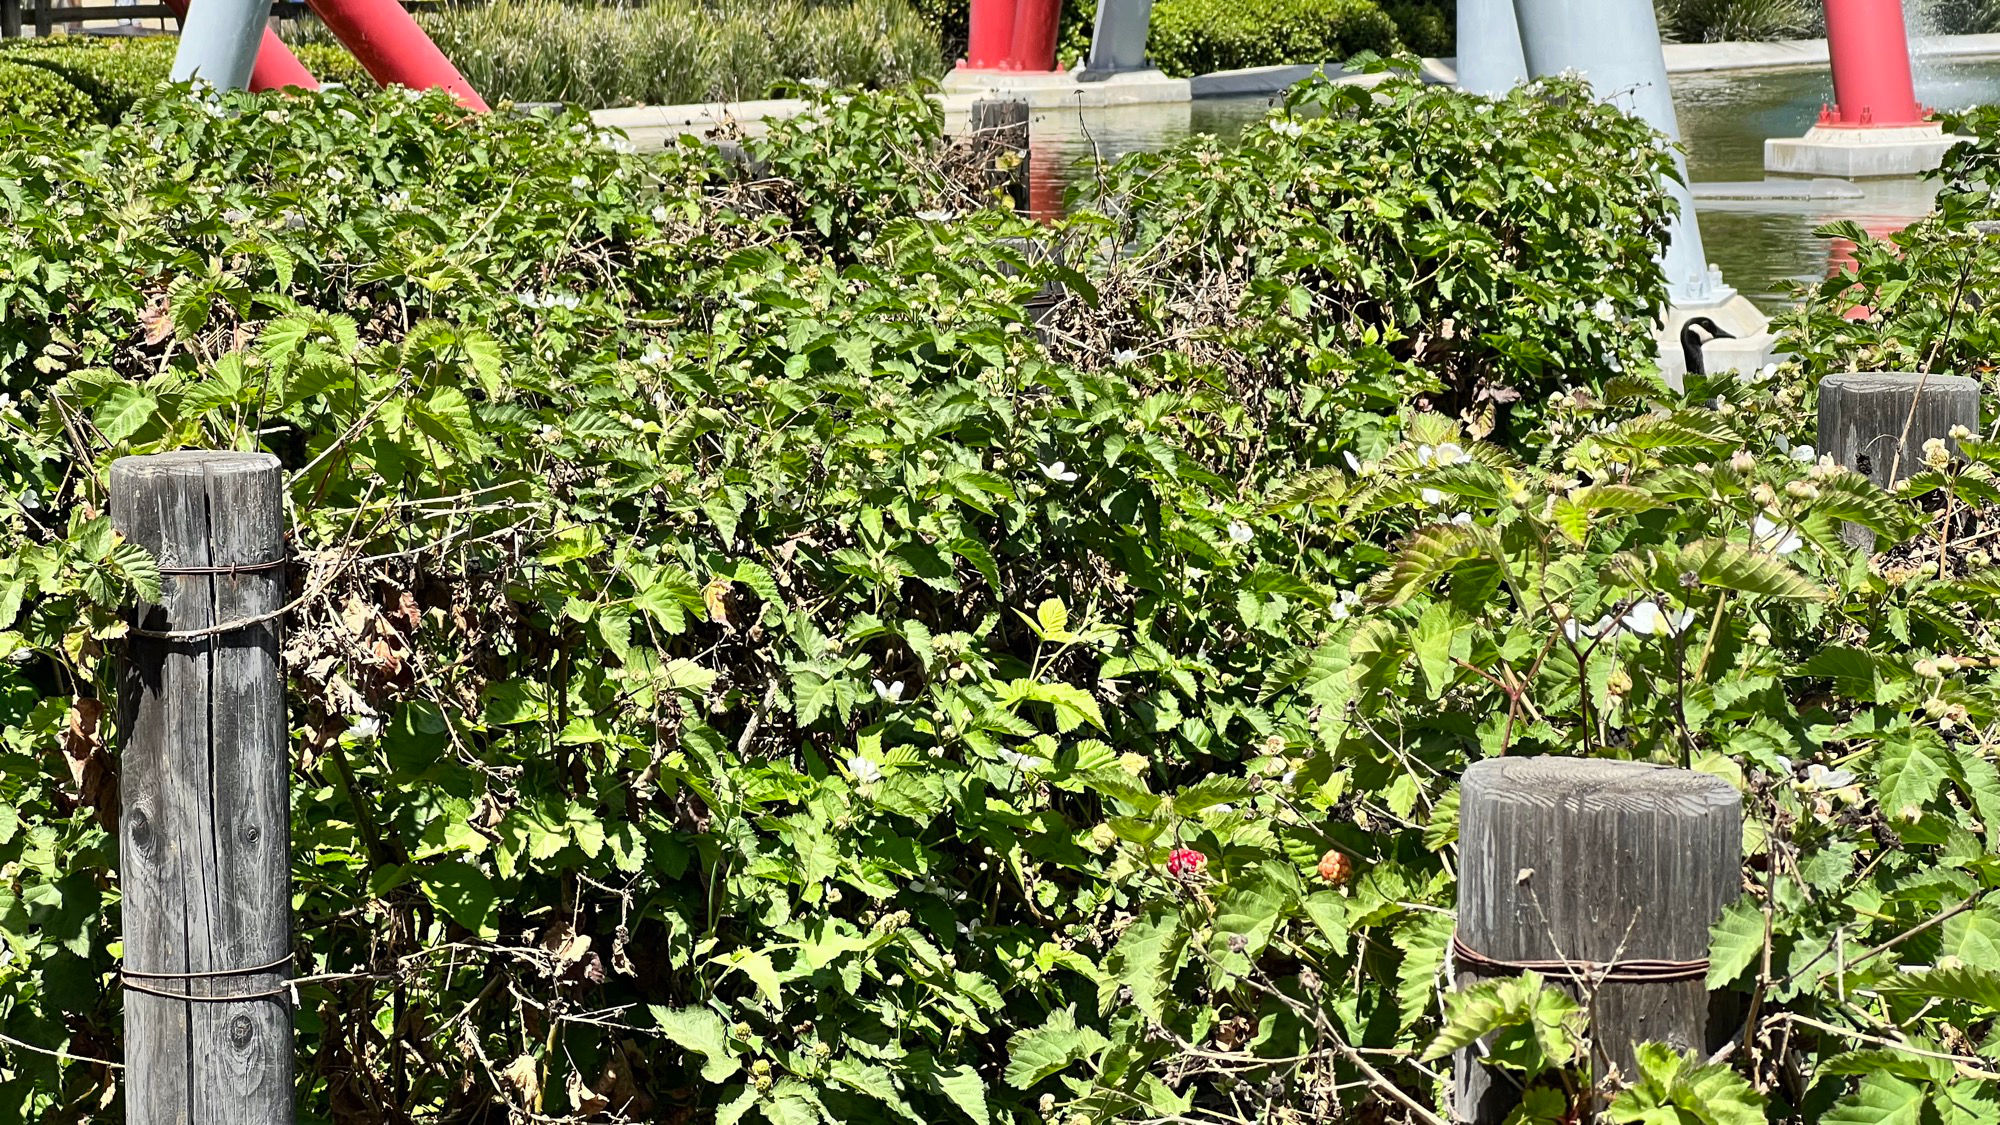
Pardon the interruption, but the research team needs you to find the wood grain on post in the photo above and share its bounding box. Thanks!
[112,452,292,1125]
[970,97,1030,210]
[1818,371,1981,488]
[1818,372,1981,548]
[1453,758,1740,1124]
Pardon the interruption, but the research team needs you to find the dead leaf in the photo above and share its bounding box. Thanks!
[595,1042,650,1114]
[61,698,116,830]
[498,1053,541,1109]
[539,922,592,972]
[567,1069,610,1115]
[140,293,173,346]
[702,577,732,629]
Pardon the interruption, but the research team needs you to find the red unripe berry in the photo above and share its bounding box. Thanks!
[1167,848,1206,877]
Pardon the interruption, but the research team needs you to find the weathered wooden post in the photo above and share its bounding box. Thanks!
[969,97,1030,211]
[1453,758,1740,1124]
[1,0,21,42]
[112,452,292,1125]
[1818,372,1981,547]
[1819,372,1981,487]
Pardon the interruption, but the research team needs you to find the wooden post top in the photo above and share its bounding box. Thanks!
[1820,371,1981,396]
[1462,756,1740,815]
[111,450,282,479]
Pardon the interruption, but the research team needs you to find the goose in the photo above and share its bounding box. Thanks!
[1680,316,1735,377]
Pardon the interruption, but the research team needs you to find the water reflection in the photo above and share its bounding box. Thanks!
[1027,57,2000,305]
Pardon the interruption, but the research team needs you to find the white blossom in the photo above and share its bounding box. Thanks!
[1112,349,1139,365]
[998,749,1049,772]
[873,678,904,702]
[1420,488,1444,506]
[847,755,883,784]
[1227,521,1253,544]
[1802,763,1856,790]
[1344,451,1362,473]
[1752,513,1803,555]
[1039,461,1079,483]
[1592,298,1615,321]
[1563,614,1618,642]
[1621,600,1695,636]
[1269,118,1304,138]
[1450,512,1473,525]
[1432,442,1467,467]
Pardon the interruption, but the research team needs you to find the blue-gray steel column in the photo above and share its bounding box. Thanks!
[1083,0,1155,78]
[1512,0,1725,305]
[1456,0,1527,97]
[169,0,267,88]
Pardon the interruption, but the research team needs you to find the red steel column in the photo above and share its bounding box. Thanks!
[965,0,1016,68]
[163,0,319,90]
[244,31,319,90]
[1824,0,1925,126]
[1007,0,1061,71]
[305,0,488,110]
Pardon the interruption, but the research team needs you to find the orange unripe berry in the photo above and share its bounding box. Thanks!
[1317,850,1352,885]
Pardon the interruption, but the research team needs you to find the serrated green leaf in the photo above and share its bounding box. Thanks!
[1003,1007,1107,1089]
[1706,898,1766,988]
[649,1004,741,1083]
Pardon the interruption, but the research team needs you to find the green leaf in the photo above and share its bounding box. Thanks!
[1821,1073,1928,1125]
[829,1058,919,1122]
[417,860,498,939]
[1877,729,1950,822]
[1422,971,1583,1073]
[1393,913,1453,1031]
[1705,898,1766,988]
[649,1004,742,1083]
[1003,1006,1107,1089]
[1607,1042,1768,1125]
[1875,965,2000,1012]
[1107,908,1188,1021]
[1951,745,2000,846]
[94,382,158,444]
[725,948,786,1008]
[1035,598,1069,638]
[927,1064,990,1125]
[1614,539,1825,601]
[1379,524,1497,606]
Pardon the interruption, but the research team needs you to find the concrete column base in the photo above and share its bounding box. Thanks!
[1654,293,1777,388]
[939,66,1191,107]
[1764,123,1965,178]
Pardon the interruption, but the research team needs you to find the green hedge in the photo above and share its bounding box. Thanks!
[1054,0,1424,77]
[0,36,373,123]
[285,0,941,108]
[1382,0,1451,55]
[1148,0,1399,75]
[0,58,94,130]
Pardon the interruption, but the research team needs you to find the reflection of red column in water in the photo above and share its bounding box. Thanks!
[307,0,489,110]
[1826,219,1910,319]
[965,0,1017,68]
[1823,0,1926,127]
[163,0,319,90]
[1008,0,1061,71]
[1026,140,1062,222]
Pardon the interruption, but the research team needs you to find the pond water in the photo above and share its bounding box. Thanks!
[1023,55,2000,308]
